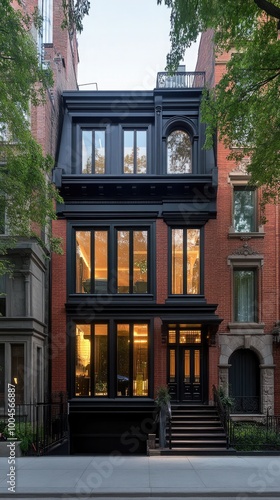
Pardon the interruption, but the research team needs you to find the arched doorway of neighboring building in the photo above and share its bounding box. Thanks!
[229,349,260,413]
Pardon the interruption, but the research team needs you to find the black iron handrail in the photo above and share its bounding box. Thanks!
[167,401,172,449]
[213,385,232,448]
[156,71,205,89]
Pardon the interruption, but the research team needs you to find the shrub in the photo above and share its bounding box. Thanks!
[3,422,35,454]
[233,422,280,451]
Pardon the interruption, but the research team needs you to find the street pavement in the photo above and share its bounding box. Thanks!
[0,454,280,499]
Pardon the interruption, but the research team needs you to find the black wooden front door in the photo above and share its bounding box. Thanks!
[168,344,202,402]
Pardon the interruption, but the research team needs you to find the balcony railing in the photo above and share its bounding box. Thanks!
[156,71,205,89]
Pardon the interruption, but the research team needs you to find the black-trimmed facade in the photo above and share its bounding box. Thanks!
[53,81,222,454]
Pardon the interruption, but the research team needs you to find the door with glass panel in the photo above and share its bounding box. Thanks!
[168,326,202,402]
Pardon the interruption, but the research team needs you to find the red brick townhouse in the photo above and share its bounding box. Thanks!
[196,31,280,417]
[51,69,225,454]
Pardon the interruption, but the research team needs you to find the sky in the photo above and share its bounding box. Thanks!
[77,0,200,91]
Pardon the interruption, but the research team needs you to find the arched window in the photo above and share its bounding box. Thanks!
[167,130,192,174]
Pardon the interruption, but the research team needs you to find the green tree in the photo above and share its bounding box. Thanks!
[157,0,280,199]
[0,0,63,272]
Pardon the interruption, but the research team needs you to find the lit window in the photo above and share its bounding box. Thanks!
[75,227,149,294]
[117,230,148,293]
[167,130,192,174]
[75,323,149,397]
[233,187,256,232]
[234,269,257,322]
[75,324,108,397]
[171,228,200,294]
[123,130,147,174]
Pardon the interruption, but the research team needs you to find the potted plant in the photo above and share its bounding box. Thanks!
[155,385,171,448]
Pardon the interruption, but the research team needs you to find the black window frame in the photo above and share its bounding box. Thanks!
[166,129,192,174]
[168,226,203,296]
[70,319,153,399]
[80,127,107,174]
[122,126,150,174]
[70,221,154,296]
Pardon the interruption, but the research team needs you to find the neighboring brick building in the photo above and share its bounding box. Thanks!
[196,31,280,417]
[0,0,78,410]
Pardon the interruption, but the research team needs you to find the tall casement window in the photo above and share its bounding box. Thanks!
[82,129,106,174]
[234,269,257,322]
[167,130,192,174]
[171,228,200,294]
[75,323,149,397]
[117,230,148,293]
[123,130,147,174]
[233,187,256,232]
[75,226,150,294]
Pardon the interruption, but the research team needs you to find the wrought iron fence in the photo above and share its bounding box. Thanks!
[213,386,280,451]
[156,71,205,89]
[0,393,68,455]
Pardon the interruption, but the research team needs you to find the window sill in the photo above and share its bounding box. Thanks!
[227,322,265,334]
[228,228,265,238]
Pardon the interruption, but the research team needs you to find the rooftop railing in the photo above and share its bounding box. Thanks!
[156,71,205,89]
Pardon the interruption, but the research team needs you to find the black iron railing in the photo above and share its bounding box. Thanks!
[156,71,205,89]
[213,386,280,450]
[213,385,232,448]
[231,396,260,414]
[0,393,68,455]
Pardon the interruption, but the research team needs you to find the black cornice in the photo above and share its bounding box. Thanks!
[65,300,222,324]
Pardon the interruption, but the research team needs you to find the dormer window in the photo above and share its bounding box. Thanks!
[123,129,147,174]
[167,130,192,174]
[82,129,106,174]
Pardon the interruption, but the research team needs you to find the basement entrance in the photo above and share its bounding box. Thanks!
[167,325,206,402]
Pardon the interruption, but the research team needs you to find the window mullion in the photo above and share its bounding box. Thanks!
[92,131,95,173]
[129,231,134,293]
[133,131,137,173]
[183,229,187,295]
[91,231,95,293]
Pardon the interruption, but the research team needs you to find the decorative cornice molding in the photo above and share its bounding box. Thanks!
[231,242,260,256]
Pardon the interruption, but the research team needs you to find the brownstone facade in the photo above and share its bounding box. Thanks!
[197,31,280,417]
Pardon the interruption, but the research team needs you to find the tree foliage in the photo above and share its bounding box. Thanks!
[0,0,63,268]
[157,0,280,197]
[62,0,90,34]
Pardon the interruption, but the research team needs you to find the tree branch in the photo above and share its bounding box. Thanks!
[254,0,280,20]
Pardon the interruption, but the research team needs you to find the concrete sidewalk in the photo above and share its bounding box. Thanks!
[0,454,280,499]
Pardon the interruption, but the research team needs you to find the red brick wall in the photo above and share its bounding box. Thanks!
[195,30,215,87]
[51,219,67,394]
[153,317,167,396]
[197,33,280,410]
